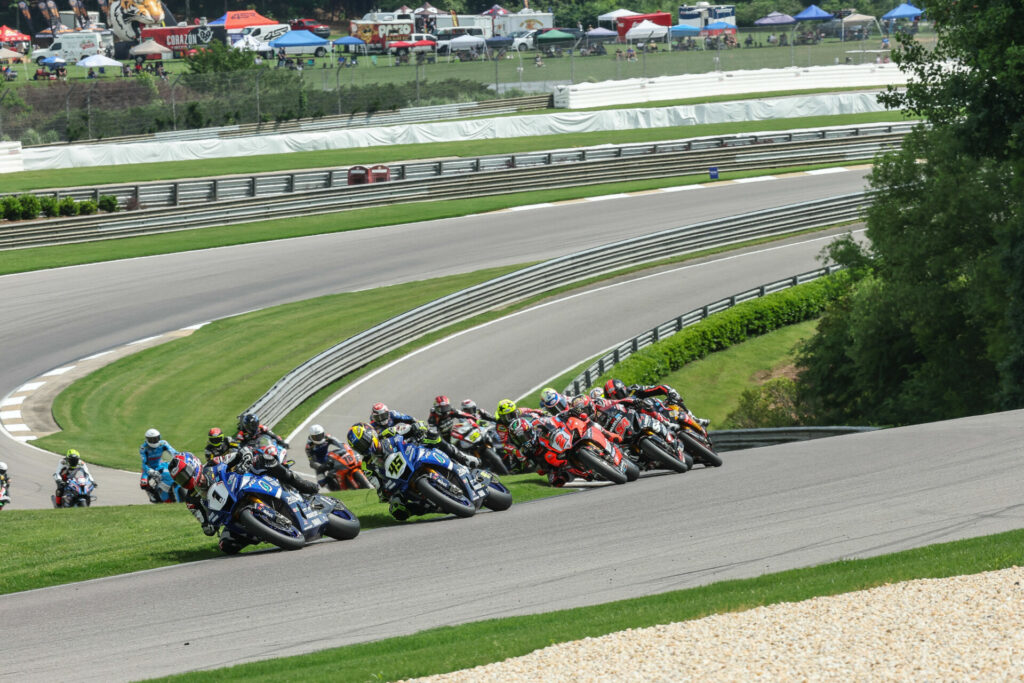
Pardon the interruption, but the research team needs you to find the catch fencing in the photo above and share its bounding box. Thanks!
[563,265,845,396]
[247,191,871,427]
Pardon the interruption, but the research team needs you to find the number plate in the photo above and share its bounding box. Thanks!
[384,452,408,479]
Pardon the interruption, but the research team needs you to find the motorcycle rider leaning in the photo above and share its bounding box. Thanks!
[602,378,710,427]
[347,425,433,522]
[460,398,497,423]
[370,402,416,432]
[204,427,238,465]
[139,428,178,490]
[54,449,96,506]
[235,413,288,450]
[305,424,348,482]
[381,418,479,469]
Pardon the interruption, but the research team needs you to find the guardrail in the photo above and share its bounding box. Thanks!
[39,95,553,147]
[709,426,879,452]
[0,126,903,250]
[563,265,845,396]
[5,122,911,210]
[247,191,871,427]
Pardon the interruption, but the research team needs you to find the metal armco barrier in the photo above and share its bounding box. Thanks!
[0,125,906,251]
[709,426,879,452]
[247,192,871,427]
[564,265,845,396]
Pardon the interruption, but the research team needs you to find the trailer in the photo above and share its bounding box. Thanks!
[140,24,228,56]
[433,14,494,38]
[677,2,736,29]
[492,10,553,36]
[350,11,415,52]
[615,12,673,40]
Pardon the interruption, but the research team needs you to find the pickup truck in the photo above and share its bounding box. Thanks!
[386,32,436,55]
[289,18,330,39]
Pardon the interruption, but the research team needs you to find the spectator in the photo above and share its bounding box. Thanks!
[87,67,96,78]
[534,54,544,67]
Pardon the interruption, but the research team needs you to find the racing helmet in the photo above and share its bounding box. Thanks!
[588,387,605,400]
[507,417,535,449]
[370,403,390,428]
[604,378,629,400]
[239,413,260,434]
[433,395,451,414]
[144,428,160,446]
[460,399,478,413]
[569,395,592,417]
[207,427,224,448]
[0,461,6,475]
[495,399,518,424]
[65,449,81,468]
[309,424,326,444]
[347,422,381,457]
[168,452,205,492]
[539,387,563,412]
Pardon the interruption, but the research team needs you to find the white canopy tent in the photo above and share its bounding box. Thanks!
[449,34,486,49]
[625,19,668,41]
[597,7,640,28]
[129,39,172,57]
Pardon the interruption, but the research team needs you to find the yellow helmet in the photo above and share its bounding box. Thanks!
[346,422,380,457]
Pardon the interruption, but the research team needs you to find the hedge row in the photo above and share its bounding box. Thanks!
[1,194,119,222]
[593,273,849,387]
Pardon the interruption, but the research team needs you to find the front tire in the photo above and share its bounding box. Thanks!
[640,437,689,473]
[314,47,327,57]
[623,458,640,482]
[482,483,512,511]
[416,475,476,518]
[239,506,305,550]
[480,447,509,475]
[324,508,361,540]
[575,447,627,485]
[679,432,723,467]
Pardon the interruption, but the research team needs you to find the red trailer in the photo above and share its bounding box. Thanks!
[615,12,673,40]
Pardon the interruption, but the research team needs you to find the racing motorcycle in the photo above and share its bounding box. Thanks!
[320,445,373,491]
[144,461,186,503]
[662,400,723,467]
[596,403,692,473]
[377,437,512,519]
[449,420,510,475]
[54,467,96,507]
[204,461,360,553]
[541,415,639,485]
[0,477,9,510]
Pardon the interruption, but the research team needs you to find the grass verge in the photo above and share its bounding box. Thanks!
[149,527,1024,682]
[0,472,567,596]
[2,111,908,193]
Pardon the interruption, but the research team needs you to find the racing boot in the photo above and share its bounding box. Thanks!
[388,495,410,521]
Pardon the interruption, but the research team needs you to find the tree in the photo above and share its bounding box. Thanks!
[185,38,260,74]
[797,0,1024,424]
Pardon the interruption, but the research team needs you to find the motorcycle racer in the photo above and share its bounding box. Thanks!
[460,399,496,423]
[494,399,546,471]
[305,424,350,485]
[54,449,96,507]
[603,378,710,427]
[139,428,177,490]
[506,417,578,487]
[427,395,478,440]
[539,387,568,415]
[370,402,416,432]
[204,427,238,465]
[380,419,479,470]
[347,423,427,521]
[0,461,10,506]
[235,413,288,450]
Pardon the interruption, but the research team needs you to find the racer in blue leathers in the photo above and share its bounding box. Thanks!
[370,402,416,432]
[139,428,178,489]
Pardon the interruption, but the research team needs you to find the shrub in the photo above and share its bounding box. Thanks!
[19,128,42,146]
[78,200,98,215]
[97,195,119,213]
[1,195,21,221]
[58,197,79,216]
[724,377,804,428]
[17,194,41,220]
[39,196,59,217]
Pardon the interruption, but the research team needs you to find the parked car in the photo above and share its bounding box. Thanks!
[387,32,436,55]
[289,18,330,39]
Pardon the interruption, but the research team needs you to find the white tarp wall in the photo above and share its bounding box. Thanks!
[23,91,887,171]
[0,141,24,175]
[554,63,911,108]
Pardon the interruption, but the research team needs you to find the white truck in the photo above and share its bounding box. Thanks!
[434,26,485,54]
[32,30,114,64]
[493,11,554,36]
[433,14,494,38]
[229,23,290,45]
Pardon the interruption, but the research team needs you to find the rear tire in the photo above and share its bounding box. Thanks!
[640,437,689,473]
[679,432,723,467]
[416,476,476,518]
[239,506,305,550]
[575,447,627,485]
[480,447,510,475]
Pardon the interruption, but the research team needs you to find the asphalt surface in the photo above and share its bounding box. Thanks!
[0,170,866,508]
[4,409,1023,681]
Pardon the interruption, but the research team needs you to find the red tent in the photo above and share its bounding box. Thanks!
[615,12,672,39]
[214,11,277,29]
[0,25,31,42]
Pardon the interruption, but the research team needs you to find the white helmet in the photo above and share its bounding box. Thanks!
[0,461,7,474]
[145,428,160,445]
[309,424,326,444]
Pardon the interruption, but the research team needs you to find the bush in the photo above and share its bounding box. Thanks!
[1,195,21,221]
[39,196,59,217]
[18,194,41,220]
[593,273,848,388]
[78,200,98,215]
[724,377,804,428]
[58,197,79,217]
[98,195,119,213]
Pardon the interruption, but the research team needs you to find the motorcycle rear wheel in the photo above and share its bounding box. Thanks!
[679,432,723,467]
[324,502,361,540]
[239,507,305,550]
[415,476,477,518]
[640,437,690,473]
[480,447,510,476]
[575,449,627,485]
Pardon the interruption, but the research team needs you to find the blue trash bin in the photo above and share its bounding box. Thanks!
[708,167,719,180]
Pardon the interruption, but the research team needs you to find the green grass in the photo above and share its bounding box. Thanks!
[35,264,524,472]
[0,155,876,277]
[0,472,568,596]
[1,110,908,193]
[150,527,1024,682]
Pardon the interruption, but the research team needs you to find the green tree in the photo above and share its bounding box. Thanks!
[797,0,1024,423]
[185,39,260,74]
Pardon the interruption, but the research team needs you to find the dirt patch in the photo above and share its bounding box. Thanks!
[751,362,800,384]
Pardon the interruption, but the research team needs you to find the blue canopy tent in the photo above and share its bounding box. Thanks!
[882,3,923,20]
[669,23,701,36]
[794,4,834,21]
[332,34,367,58]
[269,30,328,47]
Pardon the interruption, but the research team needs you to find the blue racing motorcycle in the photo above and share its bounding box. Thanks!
[204,462,360,552]
[379,437,512,519]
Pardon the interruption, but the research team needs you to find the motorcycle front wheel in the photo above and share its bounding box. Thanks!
[640,437,690,473]
[575,448,627,485]
[415,476,477,518]
[323,501,361,540]
[482,483,513,511]
[480,447,510,476]
[239,506,305,550]
[679,432,723,467]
